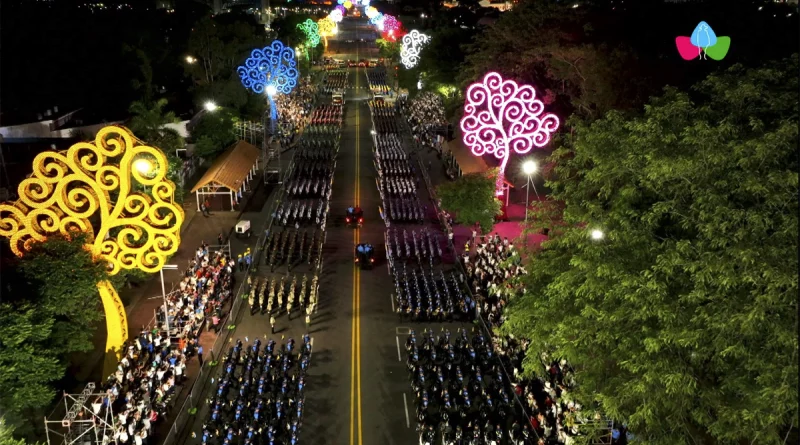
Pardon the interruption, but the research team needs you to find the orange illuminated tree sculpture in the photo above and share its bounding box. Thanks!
[318,17,336,49]
[0,125,184,376]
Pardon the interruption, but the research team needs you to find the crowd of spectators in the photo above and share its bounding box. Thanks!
[463,233,523,330]
[155,243,235,337]
[399,92,447,155]
[275,78,319,148]
[462,233,628,443]
[94,242,237,444]
[101,328,192,444]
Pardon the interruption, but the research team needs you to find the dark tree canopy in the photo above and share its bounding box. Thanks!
[437,171,503,235]
[505,57,799,444]
[460,0,799,121]
[191,108,238,158]
[0,233,108,436]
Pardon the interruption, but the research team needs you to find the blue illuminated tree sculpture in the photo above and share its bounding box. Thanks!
[237,40,299,135]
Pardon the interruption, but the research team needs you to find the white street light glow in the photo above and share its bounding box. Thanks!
[204,101,218,112]
[134,159,153,175]
[591,229,604,240]
[522,160,538,175]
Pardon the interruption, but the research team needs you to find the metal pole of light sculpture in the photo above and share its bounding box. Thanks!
[236,41,299,137]
[400,30,429,69]
[0,126,184,377]
[460,72,560,196]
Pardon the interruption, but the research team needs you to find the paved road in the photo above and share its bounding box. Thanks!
[180,18,476,445]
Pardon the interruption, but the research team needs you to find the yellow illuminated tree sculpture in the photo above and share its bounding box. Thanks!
[0,125,184,376]
[318,17,336,48]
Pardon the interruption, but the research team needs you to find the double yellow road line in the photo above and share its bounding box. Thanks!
[350,65,363,445]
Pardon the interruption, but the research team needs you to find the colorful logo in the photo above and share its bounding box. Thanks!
[676,21,731,61]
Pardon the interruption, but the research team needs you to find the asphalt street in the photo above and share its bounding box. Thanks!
[183,17,475,445]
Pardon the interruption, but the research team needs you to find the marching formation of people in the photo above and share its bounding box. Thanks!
[399,92,447,155]
[406,328,536,445]
[274,104,342,231]
[387,228,442,267]
[322,69,348,93]
[247,272,320,329]
[393,264,473,322]
[368,99,399,133]
[156,243,236,337]
[103,328,193,444]
[371,104,424,225]
[263,229,324,273]
[366,67,391,95]
[200,336,312,445]
[309,104,342,126]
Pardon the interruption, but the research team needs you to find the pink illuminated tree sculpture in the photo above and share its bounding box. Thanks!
[460,72,560,195]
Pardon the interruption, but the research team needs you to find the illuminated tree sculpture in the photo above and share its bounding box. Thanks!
[400,30,429,69]
[365,6,378,19]
[318,17,336,47]
[237,40,299,135]
[0,125,184,375]
[297,19,320,48]
[460,72,560,194]
[329,8,343,23]
[381,14,400,33]
[343,0,352,9]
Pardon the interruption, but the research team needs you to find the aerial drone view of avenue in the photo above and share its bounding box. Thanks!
[0,1,797,445]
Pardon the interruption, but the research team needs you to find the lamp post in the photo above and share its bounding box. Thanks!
[204,101,218,112]
[590,229,604,240]
[160,264,179,339]
[522,160,539,222]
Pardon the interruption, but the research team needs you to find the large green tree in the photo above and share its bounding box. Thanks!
[437,171,502,234]
[191,108,238,159]
[185,14,265,112]
[16,234,108,356]
[505,58,799,443]
[0,415,30,445]
[376,38,401,62]
[460,1,659,120]
[0,234,108,435]
[128,99,187,201]
[0,304,62,434]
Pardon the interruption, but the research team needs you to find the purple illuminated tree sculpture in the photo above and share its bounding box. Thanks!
[460,72,560,195]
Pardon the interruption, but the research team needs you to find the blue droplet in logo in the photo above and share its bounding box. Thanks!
[691,21,718,48]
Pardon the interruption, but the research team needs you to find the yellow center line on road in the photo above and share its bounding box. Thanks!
[351,61,363,445]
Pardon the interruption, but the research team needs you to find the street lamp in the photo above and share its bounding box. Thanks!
[204,101,218,112]
[185,56,196,64]
[590,229,604,240]
[522,159,539,222]
[134,158,154,175]
[265,85,278,97]
[160,264,179,339]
